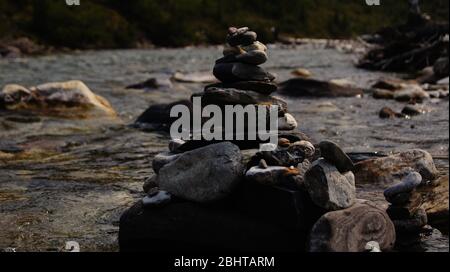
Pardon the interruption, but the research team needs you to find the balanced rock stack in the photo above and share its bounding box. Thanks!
[384,172,428,234]
[200,26,298,133]
[119,28,396,253]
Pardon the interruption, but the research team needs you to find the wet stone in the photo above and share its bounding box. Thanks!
[319,140,354,173]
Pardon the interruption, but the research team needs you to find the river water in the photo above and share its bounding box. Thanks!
[0,44,448,252]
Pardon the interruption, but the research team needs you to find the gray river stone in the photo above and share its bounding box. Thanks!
[158,142,244,203]
[384,172,422,201]
[305,159,356,211]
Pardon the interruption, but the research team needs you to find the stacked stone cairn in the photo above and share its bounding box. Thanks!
[119,27,396,253]
[201,26,298,134]
[384,172,429,235]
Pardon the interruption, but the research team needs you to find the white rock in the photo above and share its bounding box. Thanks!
[278,113,298,131]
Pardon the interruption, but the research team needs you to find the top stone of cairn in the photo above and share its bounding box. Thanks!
[213,27,274,84]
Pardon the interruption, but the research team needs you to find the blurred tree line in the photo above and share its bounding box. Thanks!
[0,0,448,49]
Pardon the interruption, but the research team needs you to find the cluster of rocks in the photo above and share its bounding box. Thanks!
[305,142,396,252]
[119,27,446,253]
[0,80,117,118]
[372,77,449,119]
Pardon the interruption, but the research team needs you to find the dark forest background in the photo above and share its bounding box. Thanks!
[0,0,448,49]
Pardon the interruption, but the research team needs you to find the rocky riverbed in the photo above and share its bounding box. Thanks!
[0,44,448,252]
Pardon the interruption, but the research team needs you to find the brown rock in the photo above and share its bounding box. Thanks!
[379,107,405,119]
[372,78,415,91]
[1,81,117,118]
[308,200,396,252]
[373,89,395,99]
[354,149,438,184]
[417,175,449,229]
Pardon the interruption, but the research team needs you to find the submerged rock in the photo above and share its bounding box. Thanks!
[308,200,396,252]
[126,77,172,90]
[172,72,217,83]
[354,149,438,184]
[379,107,406,119]
[304,159,356,211]
[158,142,244,203]
[278,78,363,97]
[1,81,117,118]
[134,100,192,131]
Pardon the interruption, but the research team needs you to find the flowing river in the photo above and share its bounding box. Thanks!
[0,44,448,252]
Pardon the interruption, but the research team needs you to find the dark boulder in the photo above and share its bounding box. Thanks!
[278,78,363,97]
[133,100,192,131]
